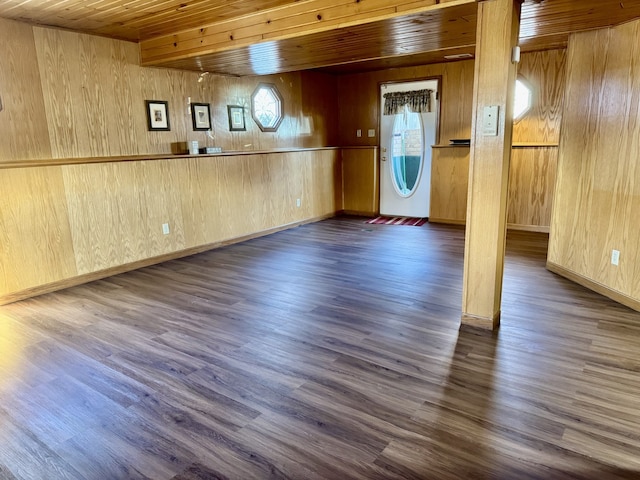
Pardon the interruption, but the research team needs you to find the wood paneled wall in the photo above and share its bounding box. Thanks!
[0,20,52,161]
[337,50,565,229]
[513,49,566,144]
[548,20,640,310]
[429,146,470,224]
[0,17,338,164]
[342,147,379,216]
[507,147,558,230]
[337,60,475,147]
[0,150,341,303]
[0,17,341,302]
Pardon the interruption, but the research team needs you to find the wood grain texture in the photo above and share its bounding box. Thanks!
[429,146,470,224]
[337,60,475,147]
[2,217,640,478]
[513,49,566,144]
[0,18,52,161]
[549,19,640,305]
[139,0,470,60]
[1,0,640,77]
[4,23,337,164]
[342,147,379,216]
[0,149,340,303]
[507,146,557,230]
[462,0,521,328]
[0,167,77,294]
[141,2,478,76]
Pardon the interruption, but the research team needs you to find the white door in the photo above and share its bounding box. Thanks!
[380,80,438,218]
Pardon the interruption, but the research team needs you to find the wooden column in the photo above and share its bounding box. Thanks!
[461,0,522,329]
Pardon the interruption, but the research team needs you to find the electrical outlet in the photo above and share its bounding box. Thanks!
[611,249,620,266]
[162,223,170,235]
[296,198,301,208]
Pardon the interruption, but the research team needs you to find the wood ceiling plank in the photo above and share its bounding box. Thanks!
[140,0,474,65]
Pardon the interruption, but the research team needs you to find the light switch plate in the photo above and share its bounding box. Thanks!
[482,105,499,136]
[367,129,375,137]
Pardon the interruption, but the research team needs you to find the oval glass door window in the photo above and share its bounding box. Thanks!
[391,105,424,197]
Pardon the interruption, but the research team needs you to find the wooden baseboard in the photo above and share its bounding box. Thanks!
[461,311,501,330]
[546,261,640,313]
[342,209,377,217]
[507,223,550,233]
[428,219,549,233]
[429,218,466,225]
[0,213,336,305]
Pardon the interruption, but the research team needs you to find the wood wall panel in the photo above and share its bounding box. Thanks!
[0,19,52,161]
[338,51,564,229]
[0,150,341,303]
[429,147,469,224]
[507,147,557,231]
[549,19,640,306]
[342,147,378,216]
[62,160,187,274]
[4,20,337,165]
[0,167,77,293]
[513,49,566,144]
[337,60,475,147]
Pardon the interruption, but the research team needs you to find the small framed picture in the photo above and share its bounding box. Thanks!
[227,105,246,131]
[191,102,212,131]
[145,100,170,131]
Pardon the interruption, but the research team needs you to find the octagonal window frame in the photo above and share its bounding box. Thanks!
[251,83,284,132]
[514,75,533,123]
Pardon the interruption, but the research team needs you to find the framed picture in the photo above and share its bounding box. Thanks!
[145,100,170,131]
[227,105,246,131]
[191,102,212,131]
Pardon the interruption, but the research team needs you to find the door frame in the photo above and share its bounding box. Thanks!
[378,76,442,215]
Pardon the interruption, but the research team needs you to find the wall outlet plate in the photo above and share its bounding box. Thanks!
[162,223,170,235]
[611,249,620,266]
[482,105,499,136]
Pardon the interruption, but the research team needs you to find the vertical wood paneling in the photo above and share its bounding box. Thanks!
[507,147,557,230]
[549,19,640,305]
[513,49,566,144]
[0,167,76,293]
[4,21,336,164]
[62,160,187,274]
[337,60,475,147]
[429,147,470,224]
[1,150,340,303]
[342,147,378,215]
[0,18,52,161]
[336,51,564,231]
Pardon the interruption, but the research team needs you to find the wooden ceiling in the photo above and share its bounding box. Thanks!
[2,0,640,76]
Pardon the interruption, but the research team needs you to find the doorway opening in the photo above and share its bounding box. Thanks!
[380,79,439,218]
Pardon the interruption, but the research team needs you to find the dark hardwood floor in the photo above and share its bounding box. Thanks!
[2,216,640,479]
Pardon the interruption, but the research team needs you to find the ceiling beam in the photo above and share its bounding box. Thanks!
[140,0,476,68]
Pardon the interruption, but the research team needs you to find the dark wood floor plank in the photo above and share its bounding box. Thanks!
[2,216,640,478]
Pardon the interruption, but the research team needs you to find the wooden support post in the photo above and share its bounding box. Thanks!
[461,0,522,330]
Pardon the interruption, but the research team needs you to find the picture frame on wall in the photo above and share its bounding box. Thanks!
[191,102,212,131]
[145,100,170,131]
[227,105,246,131]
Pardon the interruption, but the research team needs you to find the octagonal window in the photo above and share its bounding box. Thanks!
[251,83,283,132]
[514,76,533,122]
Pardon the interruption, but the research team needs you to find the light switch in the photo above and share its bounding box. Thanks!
[482,105,499,136]
[368,129,375,137]
[356,129,362,137]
